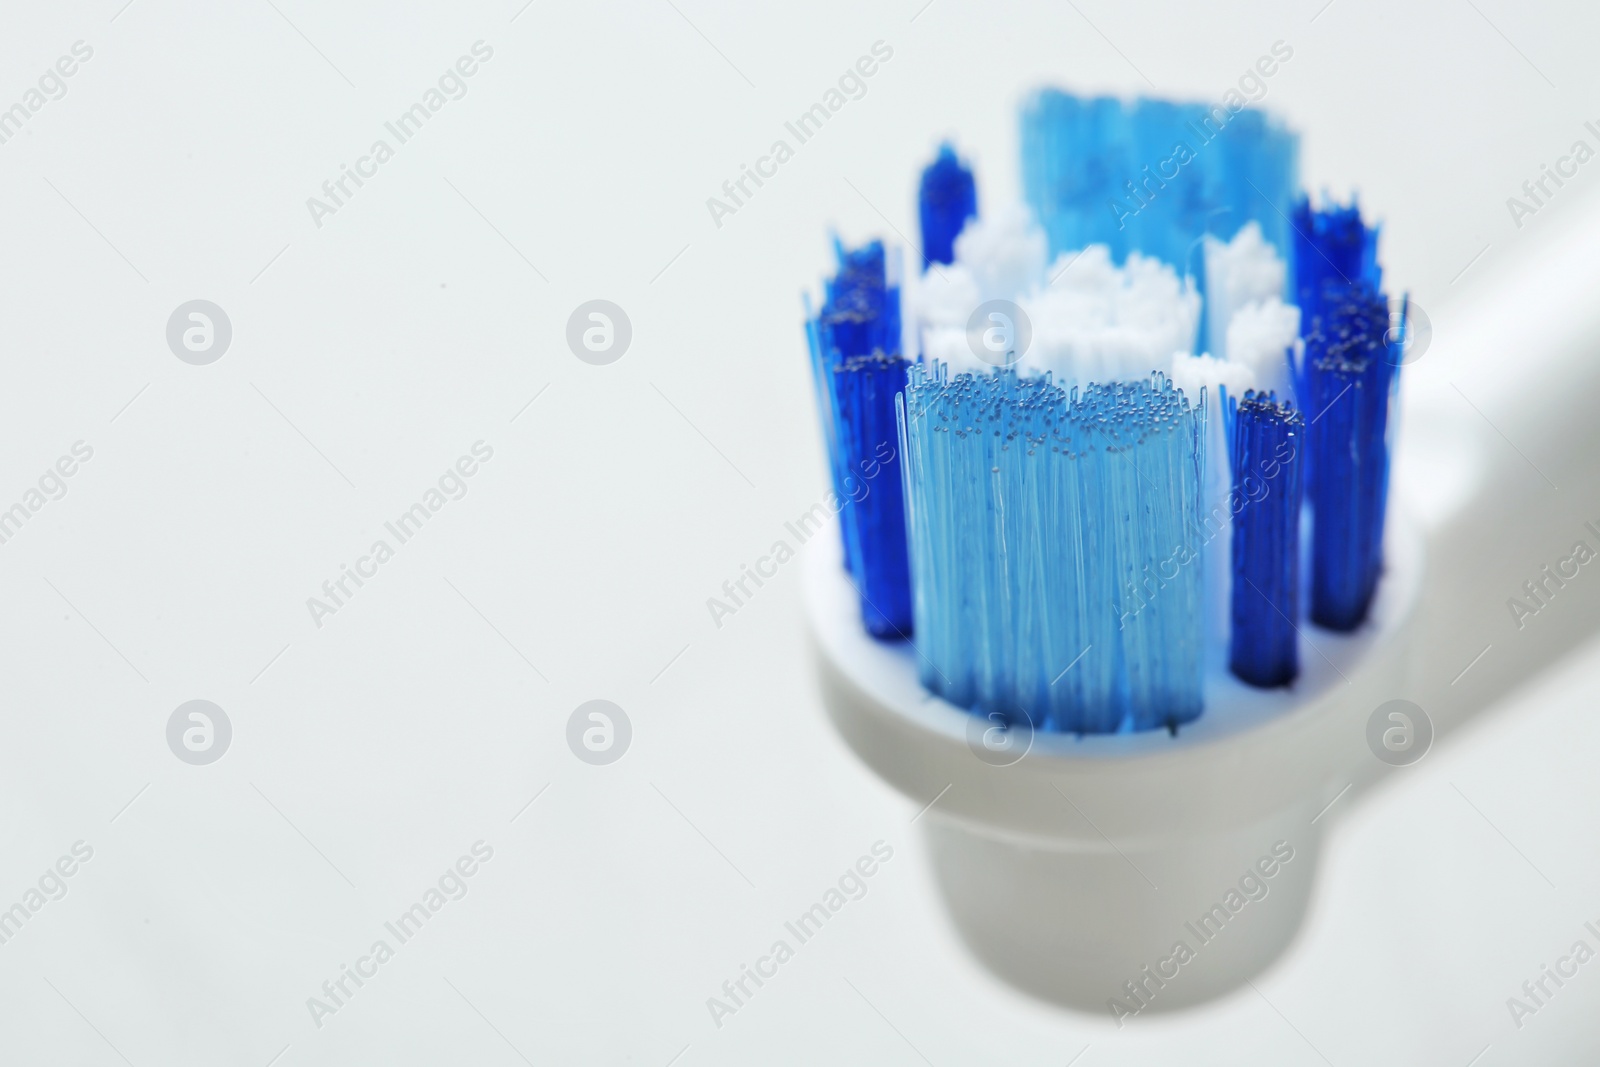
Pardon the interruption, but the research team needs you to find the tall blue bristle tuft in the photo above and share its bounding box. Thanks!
[805,240,912,637]
[899,365,1206,734]
[1019,93,1299,270]
[832,353,913,637]
[1292,196,1380,329]
[805,239,897,574]
[819,239,901,360]
[1300,280,1395,631]
[1222,389,1305,687]
[918,144,977,269]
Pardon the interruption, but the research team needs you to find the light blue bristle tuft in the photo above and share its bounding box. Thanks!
[1019,92,1300,273]
[899,364,1207,734]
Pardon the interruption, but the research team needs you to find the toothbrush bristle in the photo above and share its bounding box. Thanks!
[1223,389,1305,687]
[900,364,1206,734]
[918,143,977,270]
[819,239,900,362]
[1301,279,1395,631]
[807,240,912,635]
[1019,93,1299,268]
[1292,197,1381,326]
[833,352,914,638]
[804,98,1403,735]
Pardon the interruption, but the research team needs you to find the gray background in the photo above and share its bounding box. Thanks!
[1,0,1598,1063]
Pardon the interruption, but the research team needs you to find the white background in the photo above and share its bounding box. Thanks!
[1,0,1598,1063]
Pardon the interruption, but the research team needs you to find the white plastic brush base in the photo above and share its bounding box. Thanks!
[806,515,1422,1013]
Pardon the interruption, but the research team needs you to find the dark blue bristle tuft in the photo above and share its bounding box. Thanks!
[918,144,977,269]
[832,353,913,638]
[1292,196,1380,330]
[805,240,913,639]
[1222,389,1305,687]
[819,239,900,360]
[1301,280,1395,631]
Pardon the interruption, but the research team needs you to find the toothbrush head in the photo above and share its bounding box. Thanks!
[802,90,1424,1010]
[804,92,1401,740]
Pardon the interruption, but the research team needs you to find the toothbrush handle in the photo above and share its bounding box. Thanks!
[1397,194,1600,733]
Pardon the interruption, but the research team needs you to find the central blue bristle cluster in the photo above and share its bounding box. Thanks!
[899,364,1206,734]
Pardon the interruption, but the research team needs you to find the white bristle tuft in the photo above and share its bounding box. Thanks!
[1202,222,1285,357]
[1225,298,1301,395]
[951,203,1049,300]
[1029,248,1201,384]
[1170,351,1257,402]
[910,206,1202,387]
[1170,351,1257,668]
